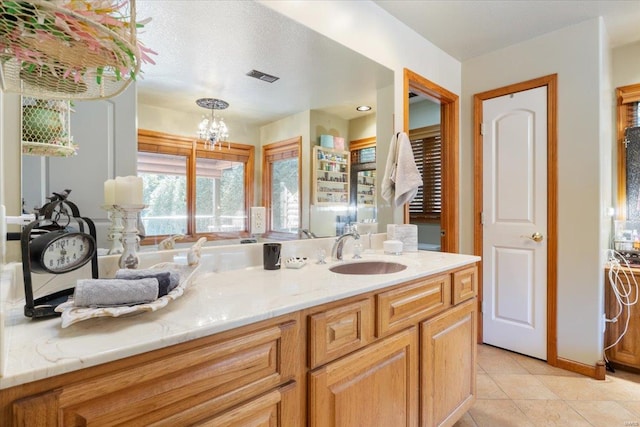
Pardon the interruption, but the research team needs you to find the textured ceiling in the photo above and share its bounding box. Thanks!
[135,1,640,127]
[373,0,640,61]
[135,1,393,126]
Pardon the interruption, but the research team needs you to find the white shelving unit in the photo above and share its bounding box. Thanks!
[356,171,376,206]
[313,146,350,205]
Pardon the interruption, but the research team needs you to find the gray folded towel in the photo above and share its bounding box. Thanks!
[73,278,159,308]
[115,269,180,296]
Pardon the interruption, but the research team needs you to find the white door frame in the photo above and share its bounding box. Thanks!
[473,74,558,367]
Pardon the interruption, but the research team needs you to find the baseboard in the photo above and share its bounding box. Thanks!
[554,357,606,380]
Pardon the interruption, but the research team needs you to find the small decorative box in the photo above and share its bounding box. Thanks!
[320,134,334,148]
[284,257,308,269]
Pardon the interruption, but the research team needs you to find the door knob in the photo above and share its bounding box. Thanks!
[521,232,544,242]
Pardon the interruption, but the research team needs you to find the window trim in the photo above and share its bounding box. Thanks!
[138,129,255,243]
[616,83,640,220]
[261,136,302,238]
[409,124,441,223]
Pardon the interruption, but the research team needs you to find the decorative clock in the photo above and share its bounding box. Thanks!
[21,193,98,318]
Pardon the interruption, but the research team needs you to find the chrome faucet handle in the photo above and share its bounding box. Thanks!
[352,239,363,259]
[316,248,327,264]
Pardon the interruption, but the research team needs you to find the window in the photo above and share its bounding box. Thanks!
[617,84,640,220]
[409,125,441,222]
[138,129,254,241]
[262,137,301,236]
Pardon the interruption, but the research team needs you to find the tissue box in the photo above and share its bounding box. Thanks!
[387,224,418,252]
[320,134,334,148]
[333,136,345,151]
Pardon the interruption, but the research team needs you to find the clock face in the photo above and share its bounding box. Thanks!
[35,232,96,274]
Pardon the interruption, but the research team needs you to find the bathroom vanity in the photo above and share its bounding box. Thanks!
[0,248,478,426]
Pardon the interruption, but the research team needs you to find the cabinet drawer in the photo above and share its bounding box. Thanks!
[42,320,299,426]
[309,298,374,369]
[182,382,297,427]
[377,275,451,337]
[452,266,477,305]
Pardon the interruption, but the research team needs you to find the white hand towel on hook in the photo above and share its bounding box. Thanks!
[381,132,422,207]
[381,133,399,204]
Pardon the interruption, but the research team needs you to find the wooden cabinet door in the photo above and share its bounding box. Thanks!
[421,299,476,427]
[308,327,418,427]
[605,269,640,368]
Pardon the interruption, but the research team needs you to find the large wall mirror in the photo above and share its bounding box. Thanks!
[20,1,394,249]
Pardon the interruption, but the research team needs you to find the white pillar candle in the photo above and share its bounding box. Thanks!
[115,176,131,205]
[104,179,116,205]
[131,176,144,205]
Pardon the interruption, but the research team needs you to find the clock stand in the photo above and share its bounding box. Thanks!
[21,198,98,319]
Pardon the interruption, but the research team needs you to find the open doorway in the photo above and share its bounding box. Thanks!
[407,94,442,251]
[403,69,459,253]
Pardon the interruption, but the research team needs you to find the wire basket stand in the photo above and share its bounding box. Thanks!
[21,96,76,157]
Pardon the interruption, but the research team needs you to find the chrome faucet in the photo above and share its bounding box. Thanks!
[332,228,361,260]
[300,228,317,239]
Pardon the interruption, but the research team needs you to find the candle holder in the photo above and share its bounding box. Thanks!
[115,204,147,269]
[102,205,124,255]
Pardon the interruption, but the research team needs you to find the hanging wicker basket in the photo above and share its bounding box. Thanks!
[0,0,143,100]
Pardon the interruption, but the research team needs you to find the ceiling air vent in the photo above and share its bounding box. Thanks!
[246,69,280,83]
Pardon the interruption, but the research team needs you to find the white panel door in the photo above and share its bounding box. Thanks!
[482,86,547,360]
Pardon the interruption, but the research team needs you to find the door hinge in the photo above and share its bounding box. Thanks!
[480,211,485,225]
[480,123,486,136]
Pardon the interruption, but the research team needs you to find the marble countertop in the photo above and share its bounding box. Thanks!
[0,249,479,390]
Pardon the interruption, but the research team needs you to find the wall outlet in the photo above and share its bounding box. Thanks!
[250,206,266,234]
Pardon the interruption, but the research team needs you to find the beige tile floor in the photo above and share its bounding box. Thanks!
[454,344,640,427]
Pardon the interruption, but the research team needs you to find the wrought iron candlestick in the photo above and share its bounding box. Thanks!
[115,204,146,269]
[102,205,124,255]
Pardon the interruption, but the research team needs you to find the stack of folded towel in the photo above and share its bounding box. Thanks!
[73,269,181,308]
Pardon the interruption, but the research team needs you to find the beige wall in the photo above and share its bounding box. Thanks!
[612,40,640,87]
[349,113,376,142]
[138,103,261,146]
[462,18,611,366]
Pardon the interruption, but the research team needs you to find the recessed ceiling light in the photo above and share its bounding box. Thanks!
[356,105,371,112]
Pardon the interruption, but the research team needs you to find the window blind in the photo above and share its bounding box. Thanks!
[409,126,441,221]
[625,102,640,128]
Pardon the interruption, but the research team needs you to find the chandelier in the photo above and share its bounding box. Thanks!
[196,98,230,150]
